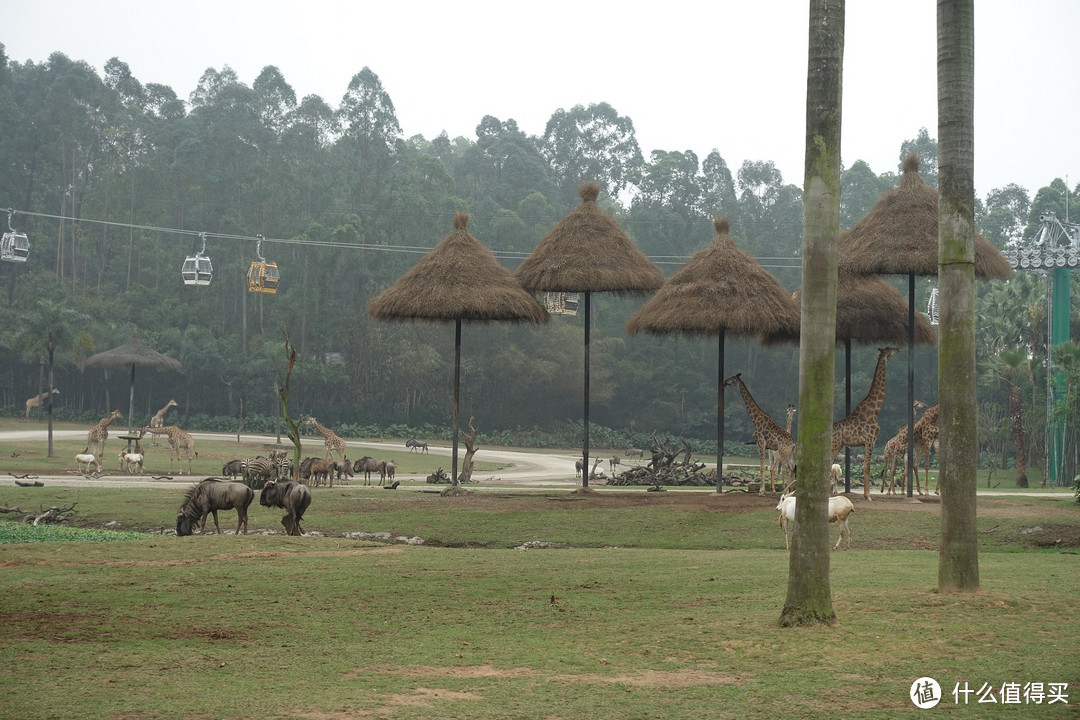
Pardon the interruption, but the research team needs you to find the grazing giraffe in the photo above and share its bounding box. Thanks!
[830,347,900,501]
[86,409,123,459]
[767,404,796,490]
[723,374,794,494]
[148,399,178,446]
[910,403,940,495]
[303,415,347,460]
[24,389,60,420]
[142,425,197,475]
[880,400,929,495]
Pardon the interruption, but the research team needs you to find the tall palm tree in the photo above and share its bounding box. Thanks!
[983,347,1031,487]
[17,300,93,457]
[937,0,979,592]
[780,0,844,628]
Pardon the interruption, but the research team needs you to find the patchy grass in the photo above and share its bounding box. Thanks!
[0,485,1077,718]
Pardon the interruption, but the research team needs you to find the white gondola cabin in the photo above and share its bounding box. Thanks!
[182,233,213,285]
[247,235,279,293]
[1,210,29,263]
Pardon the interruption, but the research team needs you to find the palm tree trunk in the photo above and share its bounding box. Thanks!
[780,0,843,627]
[1009,385,1028,487]
[937,0,980,592]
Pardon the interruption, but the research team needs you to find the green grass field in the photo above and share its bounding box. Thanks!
[1,420,1078,719]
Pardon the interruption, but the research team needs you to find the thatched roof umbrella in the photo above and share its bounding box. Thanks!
[837,154,1011,495]
[369,212,548,485]
[515,182,664,487]
[765,272,938,491]
[84,331,182,433]
[626,216,801,490]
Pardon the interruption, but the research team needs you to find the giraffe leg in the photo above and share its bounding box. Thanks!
[758,448,768,495]
[863,450,872,501]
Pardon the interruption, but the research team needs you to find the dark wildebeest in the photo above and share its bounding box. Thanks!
[405,439,429,454]
[352,456,386,485]
[260,480,312,536]
[176,479,254,536]
[221,459,244,479]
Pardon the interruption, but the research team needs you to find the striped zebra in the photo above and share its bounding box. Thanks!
[241,457,276,489]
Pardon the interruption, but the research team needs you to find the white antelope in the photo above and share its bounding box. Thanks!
[776,493,855,551]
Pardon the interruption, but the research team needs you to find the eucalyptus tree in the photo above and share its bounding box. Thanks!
[840,160,891,228]
[781,0,844,628]
[541,102,643,206]
[981,183,1030,249]
[937,0,979,593]
[900,127,939,186]
[337,67,402,205]
[701,151,739,222]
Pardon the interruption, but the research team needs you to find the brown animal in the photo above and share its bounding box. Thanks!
[176,479,254,536]
[25,389,60,420]
[724,374,794,494]
[830,347,899,501]
[86,409,123,458]
[141,425,197,475]
[352,456,386,485]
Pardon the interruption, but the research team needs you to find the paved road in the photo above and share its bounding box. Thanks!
[1,430,589,490]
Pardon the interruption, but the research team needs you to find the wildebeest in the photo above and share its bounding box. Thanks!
[352,456,386,485]
[300,456,335,487]
[384,460,396,484]
[405,438,429,454]
[332,459,353,485]
[260,480,311,536]
[176,478,254,536]
[222,459,244,478]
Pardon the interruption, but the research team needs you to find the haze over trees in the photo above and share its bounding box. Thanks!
[0,43,1076,484]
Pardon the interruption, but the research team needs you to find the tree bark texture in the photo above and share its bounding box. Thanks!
[937,0,980,592]
[780,0,844,628]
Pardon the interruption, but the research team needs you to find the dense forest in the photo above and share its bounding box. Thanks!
[1,46,1077,482]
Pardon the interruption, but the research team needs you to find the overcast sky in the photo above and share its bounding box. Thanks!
[6,1,1078,202]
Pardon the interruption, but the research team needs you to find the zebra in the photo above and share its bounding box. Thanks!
[241,457,276,489]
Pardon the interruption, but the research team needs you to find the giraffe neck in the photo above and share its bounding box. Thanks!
[853,352,892,417]
[735,380,772,429]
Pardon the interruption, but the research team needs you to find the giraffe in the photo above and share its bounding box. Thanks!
[767,404,796,489]
[148,399,178,446]
[909,403,940,495]
[723,374,794,494]
[24,389,60,420]
[303,415,347,461]
[142,425,197,474]
[880,400,929,495]
[830,347,900,501]
[86,409,123,459]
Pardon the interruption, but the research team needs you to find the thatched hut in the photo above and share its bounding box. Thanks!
[84,331,182,433]
[627,216,801,487]
[515,182,664,487]
[369,212,547,485]
[837,154,1011,495]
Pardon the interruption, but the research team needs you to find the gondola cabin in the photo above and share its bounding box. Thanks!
[544,292,580,316]
[181,253,213,286]
[247,260,279,294]
[0,230,29,262]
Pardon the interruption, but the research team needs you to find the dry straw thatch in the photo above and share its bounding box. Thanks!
[626,216,800,338]
[514,182,664,295]
[838,155,1012,279]
[84,331,182,432]
[368,212,548,324]
[764,273,937,347]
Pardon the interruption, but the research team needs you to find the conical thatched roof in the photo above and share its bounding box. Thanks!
[84,331,182,372]
[369,212,548,324]
[514,182,664,295]
[627,216,800,338]
[764,273,937,346]
[838,155,1012,279]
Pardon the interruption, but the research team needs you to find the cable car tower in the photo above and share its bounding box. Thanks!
[1003,212,1080,486]
[1,209,29,263]
[247,235,279,294]
[181,232,213,286]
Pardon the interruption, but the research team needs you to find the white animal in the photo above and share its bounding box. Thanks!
[775,493,855,551]
[122,452,144,474]
[830,463,843,493]
[75,453,100,475]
